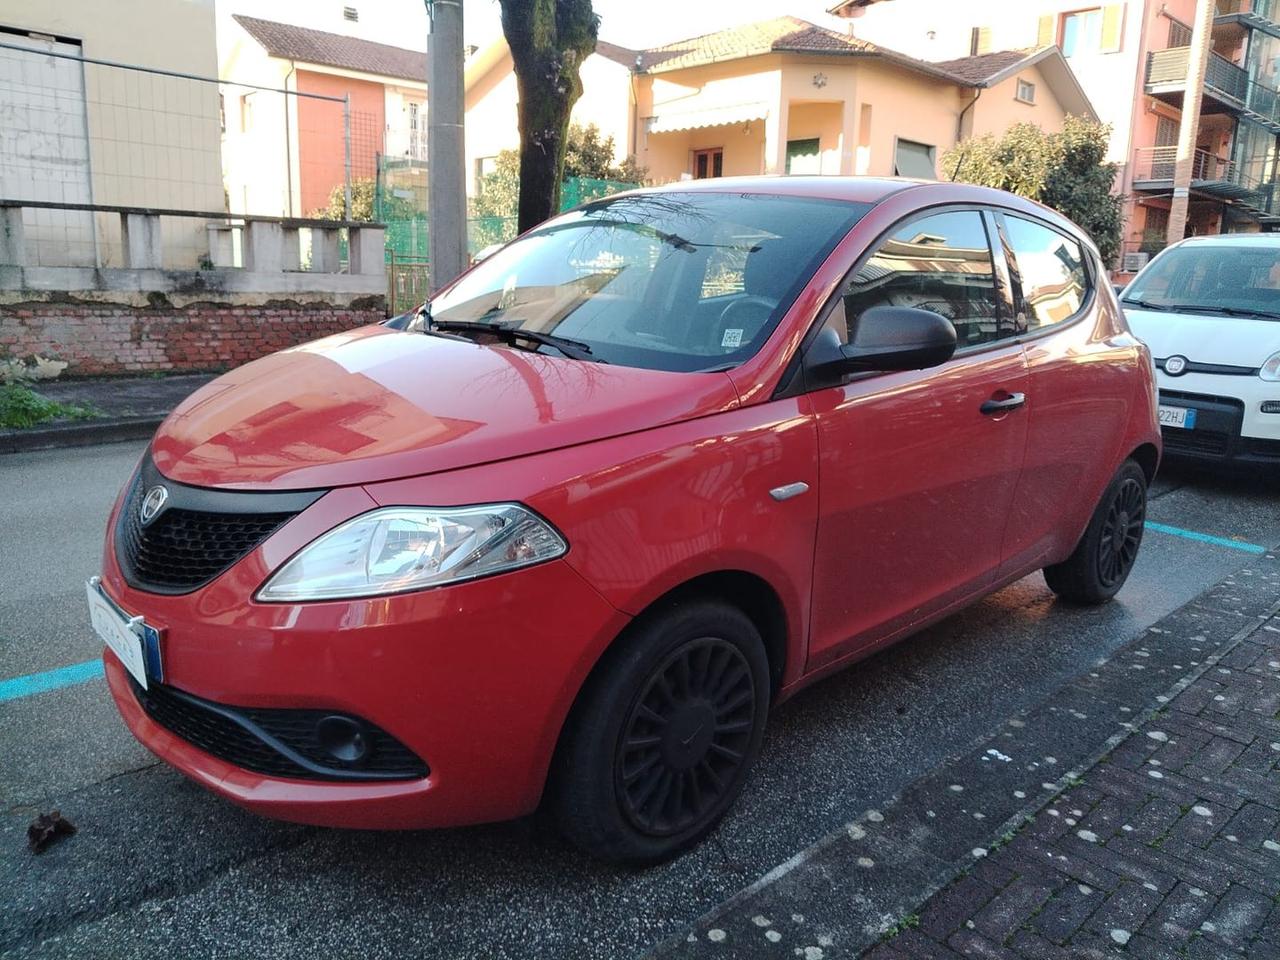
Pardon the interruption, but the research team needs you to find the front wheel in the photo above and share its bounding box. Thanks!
[1044,459,1148,605]
[549,599,770,864]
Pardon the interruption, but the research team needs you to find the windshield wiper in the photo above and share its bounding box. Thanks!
[1120,297,1178,312]
[429,319,603,362]
[1185,305,1280,321]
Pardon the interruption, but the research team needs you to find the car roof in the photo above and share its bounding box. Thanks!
[1172,233,1280,248]
[643,175,923,204]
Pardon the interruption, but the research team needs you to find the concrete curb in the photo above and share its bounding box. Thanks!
[0,415,161,454]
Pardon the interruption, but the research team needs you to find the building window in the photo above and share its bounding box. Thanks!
[785,138,821,174]
[693,148,723,179]
[1016,78,1037,104]
[1168,18,1192,48]
[1061,9,1103,57]
[893,139,936,179]
[474,155,499,191]
[240,93,253,133]
[408,101,426,160]
[343,6,359,21]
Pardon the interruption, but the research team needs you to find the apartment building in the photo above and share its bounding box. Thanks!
[839,0,1280,270]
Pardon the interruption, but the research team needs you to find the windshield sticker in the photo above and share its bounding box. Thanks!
[721,328,744,348]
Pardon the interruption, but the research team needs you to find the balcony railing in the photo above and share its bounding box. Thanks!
[1132,146,1250,186]
[1146,47,1251,104]
[1216,0,1280,26]
[1145,47,1280,129]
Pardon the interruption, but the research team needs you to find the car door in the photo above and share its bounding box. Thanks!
[804,208,1030,668]
[991,212,1132,574]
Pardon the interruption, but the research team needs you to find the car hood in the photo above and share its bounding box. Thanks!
[151,326,741,489]
[1125,307,1280,368]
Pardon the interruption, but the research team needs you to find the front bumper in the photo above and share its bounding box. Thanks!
[99,484,628,830]
[1156,373,1280,464]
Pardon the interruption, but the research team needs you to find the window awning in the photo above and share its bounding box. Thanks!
[645,101,770,135]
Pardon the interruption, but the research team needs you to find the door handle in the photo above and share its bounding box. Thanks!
[980,392,1026,415]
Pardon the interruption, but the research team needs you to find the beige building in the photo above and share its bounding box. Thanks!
[463,16,1096,190]
[0,0,223,267]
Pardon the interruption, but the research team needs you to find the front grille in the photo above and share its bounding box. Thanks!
[1161,426,1230,457]
[115,455,325,594]
[130,677,429,781]
[120,481,294,591]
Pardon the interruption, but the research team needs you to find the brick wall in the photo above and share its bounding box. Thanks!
[0,298,385,376]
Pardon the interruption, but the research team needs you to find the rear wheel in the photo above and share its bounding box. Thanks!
[549,599,769,864]
[1044,460,1147,605]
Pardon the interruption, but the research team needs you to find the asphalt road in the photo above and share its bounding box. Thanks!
[2,443,1277,959]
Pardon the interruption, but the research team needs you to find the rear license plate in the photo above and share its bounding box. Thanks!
[86,578,160,688]
[1158,405,1197,430]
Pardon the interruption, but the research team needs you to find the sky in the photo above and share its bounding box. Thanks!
[461,0,849,50]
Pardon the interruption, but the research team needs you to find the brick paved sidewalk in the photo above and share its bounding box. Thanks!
[869,607,1280,959]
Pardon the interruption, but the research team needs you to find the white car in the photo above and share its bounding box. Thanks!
[1120,234,1280,464]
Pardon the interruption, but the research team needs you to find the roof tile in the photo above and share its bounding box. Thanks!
[233,14,427,83]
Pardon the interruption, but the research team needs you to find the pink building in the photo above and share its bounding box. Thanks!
[838,0,1280,272]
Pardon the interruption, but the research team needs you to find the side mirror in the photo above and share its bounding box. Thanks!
[806,305,957,380]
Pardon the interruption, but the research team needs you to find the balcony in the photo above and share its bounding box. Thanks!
[1131,146,1263,199]
[1130,147,1280,222]
[1145,47,1280,132]
[1216,0,1280,38]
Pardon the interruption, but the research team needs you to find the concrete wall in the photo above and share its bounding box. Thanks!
[969,64,1070,139]
[848,0,1150,166]
[0,0,224,268]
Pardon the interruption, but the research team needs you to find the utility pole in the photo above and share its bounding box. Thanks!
[1167,0,1215,245]
[427,0,467,291]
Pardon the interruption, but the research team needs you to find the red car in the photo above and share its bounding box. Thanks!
[90,177,1160,863]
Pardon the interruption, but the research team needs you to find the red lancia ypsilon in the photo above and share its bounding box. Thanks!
[91,178,1160,863]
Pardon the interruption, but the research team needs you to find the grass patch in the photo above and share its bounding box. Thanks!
[880,914,920,940]
[0,383,99,429]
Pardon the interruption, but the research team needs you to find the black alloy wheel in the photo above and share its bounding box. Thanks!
[1044,458,1149,605]
[549,599,770,864]
[616,637,756,836]
[1097,475,1145,587]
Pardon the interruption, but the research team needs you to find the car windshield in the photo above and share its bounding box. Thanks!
[1123,245,1280,319]
[427,191,870,372]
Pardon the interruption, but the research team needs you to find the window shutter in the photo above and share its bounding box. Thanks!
[1036,14,1055,48]
[1100,3,1125,53]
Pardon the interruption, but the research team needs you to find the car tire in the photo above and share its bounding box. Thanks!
[1044,459,1148,605]
[549,598,770,865]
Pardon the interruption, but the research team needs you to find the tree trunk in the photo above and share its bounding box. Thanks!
[499,0,598,234]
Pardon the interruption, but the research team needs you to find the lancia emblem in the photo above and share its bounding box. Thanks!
[1165,355,1188,376]
[139,485,169,526]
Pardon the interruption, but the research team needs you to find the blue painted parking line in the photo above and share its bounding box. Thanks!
[1145,521,1268,555]
[0,658,103,703]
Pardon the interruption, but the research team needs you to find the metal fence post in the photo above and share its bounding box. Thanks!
[343,94,353,222]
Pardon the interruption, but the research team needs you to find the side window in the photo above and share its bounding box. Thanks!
[1003,215,1089,330]
[833,210,1004,349]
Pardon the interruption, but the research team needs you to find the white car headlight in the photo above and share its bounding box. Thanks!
[1262,351,1280,382]
[257,504,567,602]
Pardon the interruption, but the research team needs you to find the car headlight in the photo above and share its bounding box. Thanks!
[256,504,567,602]
[1262,351,1280,382]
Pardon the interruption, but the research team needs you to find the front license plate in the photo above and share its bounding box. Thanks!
[86,578,156,689]
[1158,405,1197,430]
